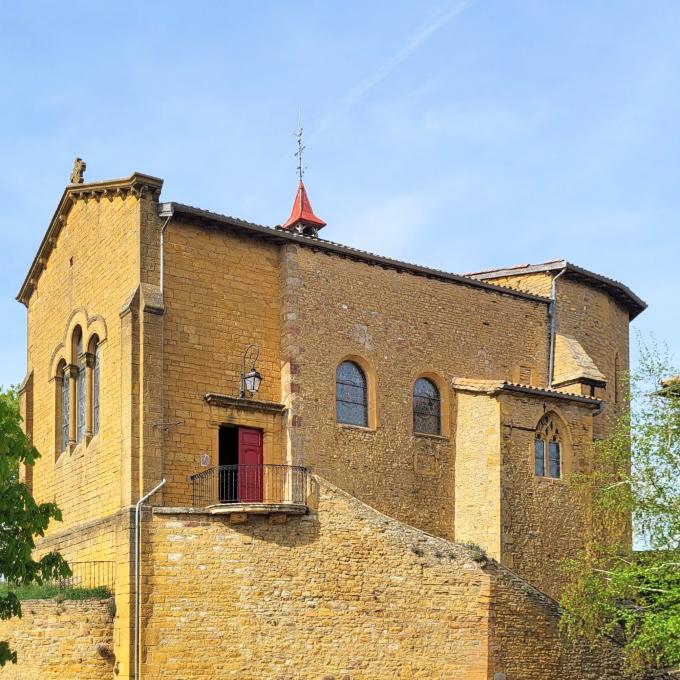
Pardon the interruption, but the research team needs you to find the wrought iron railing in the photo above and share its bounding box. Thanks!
[58,560,115,591]
[190,464,308,507]
[0,561,115,595]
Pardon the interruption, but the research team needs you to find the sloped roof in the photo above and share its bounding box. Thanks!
[451,377,602,406]
[552,334,606,387]
[467,260,646,320]
[281,180,326,231]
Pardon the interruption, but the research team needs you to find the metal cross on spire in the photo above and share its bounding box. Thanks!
[294,108,306,181]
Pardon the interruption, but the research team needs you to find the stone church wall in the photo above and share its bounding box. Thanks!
[497,392,596,599]
[142,479,490,679]
[555,278,630,435]
[159,219,286,507]
[22,185,161,536]
[281,244,551,539]
[139,478,621,679]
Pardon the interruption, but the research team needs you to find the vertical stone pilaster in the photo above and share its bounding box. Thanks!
[139,284,164,501]
[280,244,304,468]
[119,289,140,508]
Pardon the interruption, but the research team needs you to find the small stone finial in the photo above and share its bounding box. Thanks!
[70,157,86,184]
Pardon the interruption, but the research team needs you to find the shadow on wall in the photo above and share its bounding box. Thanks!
[224,512,321,547]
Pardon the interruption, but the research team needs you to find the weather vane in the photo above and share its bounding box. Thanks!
[294,108,306,181]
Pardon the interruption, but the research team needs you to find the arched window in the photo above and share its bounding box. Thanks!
[58,360,69,453]
[336,361,368,427]
[92,340,100,435]
[73,327,85,443]
[413,378,441,435]
[535,414,562,478]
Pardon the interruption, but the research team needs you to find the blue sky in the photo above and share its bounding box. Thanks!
[1,0,678,387]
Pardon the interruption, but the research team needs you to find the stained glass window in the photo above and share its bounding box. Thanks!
[93,341,100,435]
[413,378,441,435]
[548,441,560,478]
[336,361,368,426]
[534,438,545,476]
[535,414,562,479]
[60,363,69,452]
[75,330,85,443]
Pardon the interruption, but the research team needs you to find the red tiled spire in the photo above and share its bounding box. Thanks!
[281,180,326,234]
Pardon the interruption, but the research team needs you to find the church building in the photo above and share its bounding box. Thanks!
[10,159,644,679]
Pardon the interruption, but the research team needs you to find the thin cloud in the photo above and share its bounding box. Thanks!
[311,0,475,139]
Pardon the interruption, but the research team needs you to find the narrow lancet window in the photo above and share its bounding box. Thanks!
[534,438,545,476]
[60,362,69,452]
[535,414,562,479]
[75,328,85,443]
[93,342,100,435]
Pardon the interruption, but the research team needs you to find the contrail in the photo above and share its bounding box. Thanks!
[311,0,475,140]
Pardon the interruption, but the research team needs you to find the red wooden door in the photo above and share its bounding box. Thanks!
[238,428,263,502]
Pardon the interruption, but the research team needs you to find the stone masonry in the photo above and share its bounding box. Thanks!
[14,170,645,678]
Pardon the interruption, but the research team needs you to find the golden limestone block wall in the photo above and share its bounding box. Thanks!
[487,565,622,679]
[24,190,153,542]
[0,599,114,680]
[139,479,620,680]
[477,272,631,434]
[142,480,488,679]
[160,221,284,506]
[454,392,502,556]
[452,387,598,599]
[280,244,550,539]
[498,392,596,599]
[26,509,136,680]
[485,272,554,299]
[556,278,630,435]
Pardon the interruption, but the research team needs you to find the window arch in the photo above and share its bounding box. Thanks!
[336,360,368,427]
[57,359,69,454]
[534,413,562,478]
[413,377,441,435]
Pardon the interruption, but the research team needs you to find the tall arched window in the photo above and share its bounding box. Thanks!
[413,378,441,435]
[58,360,69,453]
[93,340,100,435]
[336,361,368,427]
[73,327,85,443]
[535,413,562,479]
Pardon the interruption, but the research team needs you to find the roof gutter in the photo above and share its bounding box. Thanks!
[157,203,174,486]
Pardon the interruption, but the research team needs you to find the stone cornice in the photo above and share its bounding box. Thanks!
[17,172,164,307]
[204,393,286,414]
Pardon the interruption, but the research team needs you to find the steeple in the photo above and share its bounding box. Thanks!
[280,111,326,237]
[281,180,327,236]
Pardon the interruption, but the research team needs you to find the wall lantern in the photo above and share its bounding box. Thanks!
[240,344,263,398]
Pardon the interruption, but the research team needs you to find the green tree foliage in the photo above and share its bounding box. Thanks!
[561,341,680,676]
[0,385,69,666]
